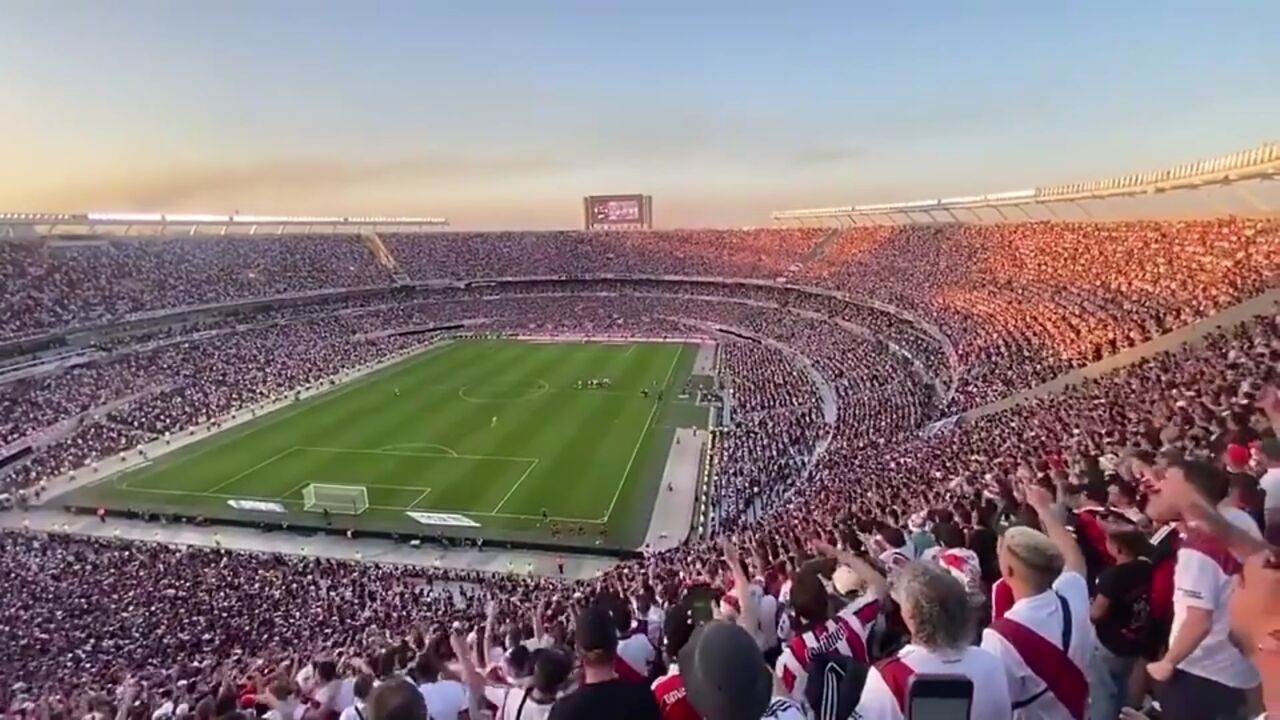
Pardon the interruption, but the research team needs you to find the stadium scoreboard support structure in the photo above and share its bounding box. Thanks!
[0,212,449,239]
[584,194,653,230]
[302,484,370,515]
[771,140,1280,226]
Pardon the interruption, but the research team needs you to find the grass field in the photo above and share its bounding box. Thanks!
[64,339,708,549]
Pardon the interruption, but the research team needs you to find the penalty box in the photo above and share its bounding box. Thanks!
[216,446,537,512]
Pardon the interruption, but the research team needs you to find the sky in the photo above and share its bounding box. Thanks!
[1,1,1277,229]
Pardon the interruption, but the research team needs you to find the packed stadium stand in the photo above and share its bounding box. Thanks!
[3,150,1280,720]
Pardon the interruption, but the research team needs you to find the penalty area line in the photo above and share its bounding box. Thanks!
[407,487,434,509]
[490,459,540,513]
[205,447,299,495]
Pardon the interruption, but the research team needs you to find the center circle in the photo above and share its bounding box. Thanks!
[457,381,549,402]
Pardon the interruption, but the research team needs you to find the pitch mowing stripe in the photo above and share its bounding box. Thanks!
[507,342,669,520]
[541,342,669,519]
[407,487,434,509]
[489,459,540,512]
[477,343,631,515]
[447,343,576,511]
[309,342,487,459]
[602,344,685,520]
[117,343,462,491]
[320,342,533,511]
[265,341,516,499]
[295,446,538,462]
[201,447,298,494]
[145,341,474,497]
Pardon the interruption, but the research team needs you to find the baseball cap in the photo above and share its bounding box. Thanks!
[679,621,772,720]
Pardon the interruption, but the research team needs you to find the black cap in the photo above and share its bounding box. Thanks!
[574,605,618,656]
[679,621,772,720]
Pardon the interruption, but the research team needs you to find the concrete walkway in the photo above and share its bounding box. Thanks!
[692,342,718,376]
[0,507,619,579]
[643,428,704,551]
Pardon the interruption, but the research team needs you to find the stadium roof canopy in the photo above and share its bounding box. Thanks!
[0,212,449,238]
[772,141,1280,225]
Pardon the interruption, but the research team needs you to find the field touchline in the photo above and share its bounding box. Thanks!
[601,346,684,521]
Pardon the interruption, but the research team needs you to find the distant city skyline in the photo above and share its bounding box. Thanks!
[2,1,1277,229]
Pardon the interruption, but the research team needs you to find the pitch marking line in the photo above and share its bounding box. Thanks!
[272,480,444,501]
[202,447,299,495]
[490,458,541,513]
[117,486,600,522]
[296,446,536,462]
[408,487,434,509]
[457,380,550,403]
[119,486,413,513]
[276,479,312,502]
[111,342,460,489]
[601,345,684,521]
[378,443,459,456]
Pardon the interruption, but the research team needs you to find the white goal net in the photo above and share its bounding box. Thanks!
[302,484,369,515]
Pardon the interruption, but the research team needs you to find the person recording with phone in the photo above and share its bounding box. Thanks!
[854,561,1010,720]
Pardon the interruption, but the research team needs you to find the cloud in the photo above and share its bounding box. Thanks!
[28,153,565,209]
[790,146,865,166]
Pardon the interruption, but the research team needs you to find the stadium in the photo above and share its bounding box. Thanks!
[3,7,1280,720]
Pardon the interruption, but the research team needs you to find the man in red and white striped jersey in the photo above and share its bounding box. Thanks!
[774,542,886,712]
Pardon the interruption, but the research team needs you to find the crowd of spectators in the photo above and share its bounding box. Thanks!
[719,343,817,416]
[8,220,1274,417]
[3,221,1280,719]
[804,218,1280,410]
[1,317,428,497]
[0,236,390,339]
[383,229,825,282]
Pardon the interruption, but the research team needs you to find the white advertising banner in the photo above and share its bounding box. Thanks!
[406,511,482,528]
[227,499,287,513]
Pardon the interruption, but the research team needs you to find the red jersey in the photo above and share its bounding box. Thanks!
[652,667,700,720]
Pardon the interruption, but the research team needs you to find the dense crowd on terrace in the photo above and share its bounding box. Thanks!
[0,236,389,339]
[2,219,1280,720]
[804,218,1280,410]
[719,343,818,416]
[1,316,428,497]
[6,219,1275,413]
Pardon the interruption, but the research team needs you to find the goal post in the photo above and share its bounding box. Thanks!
[301,484,369,515]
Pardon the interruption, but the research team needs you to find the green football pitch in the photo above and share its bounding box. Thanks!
[64,339,708,549]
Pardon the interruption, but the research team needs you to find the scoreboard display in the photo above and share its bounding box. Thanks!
[583,194,652,230]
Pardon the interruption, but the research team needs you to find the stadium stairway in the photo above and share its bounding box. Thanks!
[359,231,411,284]
[797,227,843,265]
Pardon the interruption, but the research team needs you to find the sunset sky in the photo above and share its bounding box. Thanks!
[2,1,1277,229]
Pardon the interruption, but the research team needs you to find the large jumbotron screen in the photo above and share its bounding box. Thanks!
[584,194,652,229]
